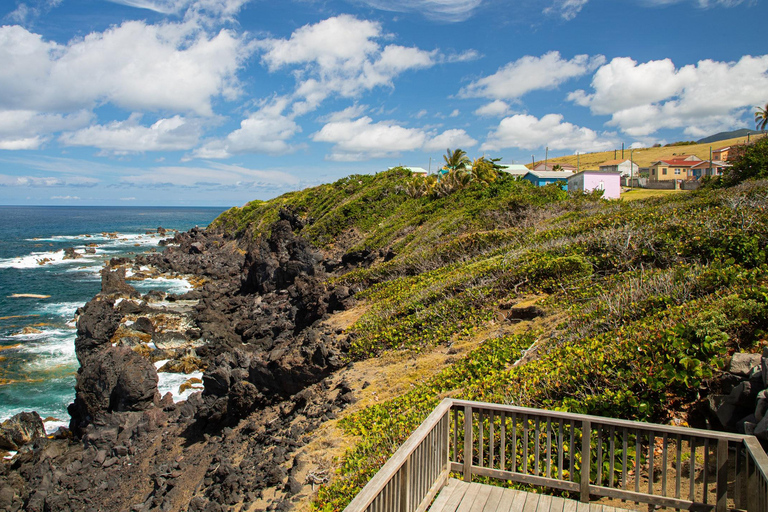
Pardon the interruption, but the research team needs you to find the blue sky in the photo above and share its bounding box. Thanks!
[0,0,764,206]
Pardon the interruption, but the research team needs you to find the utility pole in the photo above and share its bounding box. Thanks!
[709,147,712,177]
[621,143,624,159]
[428,157,431,174]
[630,149,634,179]
[532,155,535,167]
[545,146,548,171]
[577,152,580,172]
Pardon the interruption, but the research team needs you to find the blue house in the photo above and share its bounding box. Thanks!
[523,170,574,189]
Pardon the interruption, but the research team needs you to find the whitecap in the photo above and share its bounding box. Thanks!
[43,419,68,434]
[34,301,83,319]
[157,371,204,403]
[132,276,193,295]
[3,451,17,460]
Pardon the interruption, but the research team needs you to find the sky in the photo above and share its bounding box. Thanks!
[0,0,765,206]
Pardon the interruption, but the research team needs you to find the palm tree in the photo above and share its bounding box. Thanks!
[756,103,768,131]
[443,148,470,171]
[470,157,497,184]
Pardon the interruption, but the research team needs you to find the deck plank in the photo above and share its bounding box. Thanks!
[429,479,463,512]
[561,497,577,512]
[509,488,529,512]
[431,479,470,512]
[588,505,603,512]
[494,488,520,512]
[482,486,506,512]
[522,492,540,512]
[575,501,591,512]
[537,494,552,512]
[548,496,565,512]
[455,483,486,512]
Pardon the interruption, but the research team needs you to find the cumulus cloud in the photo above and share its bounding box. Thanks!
[259,15,438,114]
[0,21,247,116]
[59,114,205,153]
[352,0,483,22]
[569,55,768,136]
[481,113,617,152]
[459,52,605,101]
[474,100,510,117]
[193,98,301,158]
[313,116,475,161]
[105,0,249,20]
[0,110,93,150]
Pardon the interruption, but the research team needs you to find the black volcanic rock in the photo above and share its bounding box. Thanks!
[74,298,122,363]
[0,412,46,450]
[69,347,159,434]
[100,267,140,298]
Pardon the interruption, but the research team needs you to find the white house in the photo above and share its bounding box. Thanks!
[598,159,639,177]
[498,164,530,177]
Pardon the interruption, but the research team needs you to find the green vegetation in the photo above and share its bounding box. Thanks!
[210,150,768,512]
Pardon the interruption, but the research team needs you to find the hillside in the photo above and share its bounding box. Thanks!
[211,169,768,511]
[536,133,767,170]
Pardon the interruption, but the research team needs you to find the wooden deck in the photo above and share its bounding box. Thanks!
[430,479,624,512]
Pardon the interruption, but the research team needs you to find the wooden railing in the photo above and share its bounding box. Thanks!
[342,399,768,512]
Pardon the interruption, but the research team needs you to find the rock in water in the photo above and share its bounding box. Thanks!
[69,347,159,434]
[0,412,46,450]
[100,267,140,298]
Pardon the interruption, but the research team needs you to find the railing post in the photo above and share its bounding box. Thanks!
[463,405,473,483]
[400,457,411,512]
[716,439,727,512]
[442,414,450,472]
[580,419,591,503]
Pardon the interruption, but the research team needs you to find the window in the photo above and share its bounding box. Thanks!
[662,168,667,175]
[652,168,656,175]
[674,169,681,175]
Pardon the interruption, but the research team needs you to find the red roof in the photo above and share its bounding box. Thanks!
[654,159,699,167]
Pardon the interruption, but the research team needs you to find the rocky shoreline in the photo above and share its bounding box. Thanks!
[0,210,366,512]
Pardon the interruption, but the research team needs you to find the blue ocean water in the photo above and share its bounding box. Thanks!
[0,206,226,432]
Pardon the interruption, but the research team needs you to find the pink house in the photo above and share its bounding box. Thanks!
[567,170,621,200]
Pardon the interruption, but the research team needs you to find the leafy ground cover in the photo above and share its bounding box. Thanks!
[212,168,768,512]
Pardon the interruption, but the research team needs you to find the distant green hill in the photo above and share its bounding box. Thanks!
[697,128,762,144]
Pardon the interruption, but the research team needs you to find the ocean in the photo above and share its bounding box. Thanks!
[0,206,226,433]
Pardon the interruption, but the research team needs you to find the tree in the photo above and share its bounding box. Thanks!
[443,148,470,171]
[721,136,768,186]
[470,157,498,184]
[756,103,768,131]
[552,164,563,172]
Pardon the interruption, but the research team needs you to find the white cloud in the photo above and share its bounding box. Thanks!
[193,98,301,158]
[120,162,298,188]
[0,21,247,116]
[317,105,368,123]
[313,116,426,161]
[352,0,483,22]
[570,55,768,136]
[0,110,93,150]
[313,116,476,161]
[474,100,511,117]
[543,0,589,20]
[449,109,460,117]
[59,114,204,153]
[423,129,477,152]
[544,0,750,20]
[0,174,98,187]
[259,15,437,114]
[50,195,80,200]
[459,52,605,101]
[481,113,617,152]
[105,0,249,20]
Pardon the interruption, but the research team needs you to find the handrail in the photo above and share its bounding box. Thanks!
[343,398,453,512]
[342,399,768,512]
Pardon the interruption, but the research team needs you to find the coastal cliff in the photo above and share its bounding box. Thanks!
[2,168,768,511]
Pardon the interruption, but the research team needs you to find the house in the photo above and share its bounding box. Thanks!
[712,146,744,162]
[523,170,573,189]
[533,162,577,173]
[598,159,638,177]
[648,158,701,181]
[567,170,621,200]
[498,164,530,177]
[390,166,429,177]
[689,160,731,179]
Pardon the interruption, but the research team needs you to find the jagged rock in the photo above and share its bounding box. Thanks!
[756,390,768,422]
[0,412,46,450]
[756,414,768,441]
[134,317,154,335]
[63,247,83,260]
[729,352,763,377]
[507,305,546,321]
[763,357,768,387]
[725,381,758,408]
[75,299,123,363]
[69,347,159,434]
[100,267,140,298]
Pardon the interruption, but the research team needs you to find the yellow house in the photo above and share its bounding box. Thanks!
[648,158,700,181]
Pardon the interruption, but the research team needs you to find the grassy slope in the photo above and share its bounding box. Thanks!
[536,134,767,170]
[209,170,768,512]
